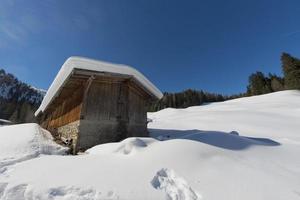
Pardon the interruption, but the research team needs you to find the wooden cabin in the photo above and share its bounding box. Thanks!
[35,57,163,153]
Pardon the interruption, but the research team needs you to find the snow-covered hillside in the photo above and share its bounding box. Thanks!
[0,91,300,200]
[149,90,300,141]
[0,69,45,105]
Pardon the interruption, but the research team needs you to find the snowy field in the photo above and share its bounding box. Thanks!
[0,90,300,200]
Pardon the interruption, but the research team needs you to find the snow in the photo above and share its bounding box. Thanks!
[151,168,201,200]
[35,56,163,116]
[29,86,47,96]
[148,90,300,141]
[1,90,300,200]
[0,123,67,169]
[0,119,12,124]
[86,137,156,155]
[0,84,13,100]
[0,73,45,105]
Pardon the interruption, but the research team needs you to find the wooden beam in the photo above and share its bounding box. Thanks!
[80,75,95,119]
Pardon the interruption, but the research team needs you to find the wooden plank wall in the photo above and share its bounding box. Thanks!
[40,75,152,138]
[83,81,120,121]
[83,79,149,123]
[41,85,84,130]
[128,85,147,124]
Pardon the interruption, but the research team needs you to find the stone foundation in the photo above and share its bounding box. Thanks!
[55,119,149,153]
[57,121,80,152]
[77,120,148,151]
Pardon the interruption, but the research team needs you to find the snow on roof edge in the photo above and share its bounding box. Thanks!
[35,56,163,116]
[0,119,13,123]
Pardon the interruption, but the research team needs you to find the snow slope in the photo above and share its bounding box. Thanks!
[1,90,300,200]
[149,90,300,141]
[0,124,67,169]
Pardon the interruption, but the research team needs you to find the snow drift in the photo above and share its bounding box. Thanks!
[0,123,67,169]
[0,90,300,200]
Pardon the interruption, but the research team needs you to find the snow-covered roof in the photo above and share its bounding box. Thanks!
[35,56,163,116]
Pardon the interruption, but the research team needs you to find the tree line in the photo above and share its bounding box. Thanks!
[148,89,228,112]
[247,52,300,95]
[148,52,300,112]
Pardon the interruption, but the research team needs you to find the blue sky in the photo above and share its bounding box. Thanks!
[0,0,300,95]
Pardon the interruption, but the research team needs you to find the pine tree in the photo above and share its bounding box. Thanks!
[281,53,300,90]
[147,89,228,111]
[269,73,284,92]
[247,71,272,95]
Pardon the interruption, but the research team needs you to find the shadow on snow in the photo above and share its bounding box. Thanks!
[149,129,280,150]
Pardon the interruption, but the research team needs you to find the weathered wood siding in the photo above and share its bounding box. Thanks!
[77,79,149,150]
[41,85,84,130]
[127,84,148,137]
[128,85,147,124]
[78,80,128,150]
[83,81,119,121]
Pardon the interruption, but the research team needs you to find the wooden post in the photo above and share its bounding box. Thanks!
[75,75,95,154]
[80,75,95,120]
[116,81,129,141]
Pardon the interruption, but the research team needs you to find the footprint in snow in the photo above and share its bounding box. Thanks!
[151,168,201,200]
